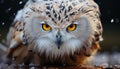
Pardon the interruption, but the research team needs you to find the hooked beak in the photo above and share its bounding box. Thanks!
[56,32,62,49]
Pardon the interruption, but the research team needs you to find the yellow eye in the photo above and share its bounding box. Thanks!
[42,23,51,31]
[67,24,76,31]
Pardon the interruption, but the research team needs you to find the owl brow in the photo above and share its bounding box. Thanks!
[40,21,46,24]
[73,21,79,24]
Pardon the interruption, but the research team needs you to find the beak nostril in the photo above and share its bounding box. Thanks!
[56,35,62,39]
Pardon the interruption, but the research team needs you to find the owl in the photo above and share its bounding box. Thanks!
[6,0,103,67]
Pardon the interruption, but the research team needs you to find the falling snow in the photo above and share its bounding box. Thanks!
[6,7,12,13]
[111,19,114,23]
[19,1,23,4]
[8,8,11,11]
[2,22,5,26]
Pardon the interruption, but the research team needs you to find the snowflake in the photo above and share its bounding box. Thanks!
[2,22,5,26]
[111,19,114,23]
[8,8,11,11]
[19,1,23,4]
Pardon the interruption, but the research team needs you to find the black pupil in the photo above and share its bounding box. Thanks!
[45,24,49,28]
[69,24,74,28]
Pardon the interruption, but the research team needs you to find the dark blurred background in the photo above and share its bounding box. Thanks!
[0,0,120,52]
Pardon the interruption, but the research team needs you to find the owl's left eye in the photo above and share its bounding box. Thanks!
[42,23,51,31]
[67,24,77,31]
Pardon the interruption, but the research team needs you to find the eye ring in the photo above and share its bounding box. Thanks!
[67,24,77,31]
[42,23,51,31]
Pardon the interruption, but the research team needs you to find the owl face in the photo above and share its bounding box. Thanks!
[23,0,97,58]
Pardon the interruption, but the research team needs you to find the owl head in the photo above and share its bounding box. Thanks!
[16,0,102,59]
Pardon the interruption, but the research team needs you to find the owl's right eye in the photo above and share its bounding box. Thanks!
[42,23,51,31]
[67,24,77,31]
